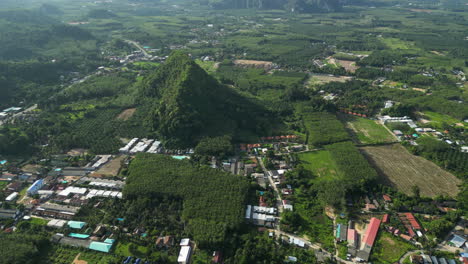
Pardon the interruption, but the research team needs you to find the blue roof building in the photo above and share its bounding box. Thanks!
[67,221,86,229]
[89,242,113,253]
[27,179,44,196]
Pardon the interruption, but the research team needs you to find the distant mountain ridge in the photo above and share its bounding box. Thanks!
[140,51,274,147]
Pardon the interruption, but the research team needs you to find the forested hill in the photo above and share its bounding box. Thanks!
[207,0,342,12]
[140,51,275,148]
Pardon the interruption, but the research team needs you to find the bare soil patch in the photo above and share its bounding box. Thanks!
[233,59,273,69]
[90,156,125,177]
[73,253,88,264]
[309,74,353,85]
[361,144,461,197]
[116,108,136,121]
[336,59,359,73]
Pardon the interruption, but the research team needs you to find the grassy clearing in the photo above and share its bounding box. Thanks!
[29,217,48,226]
[0,181,7,190]
[115,242,148,258]
[297,151,342,181]
[361,144,461,197]
[371,232,415,264]
[307,74,353,86]
[340,115,396,144]
[420,111,463,127]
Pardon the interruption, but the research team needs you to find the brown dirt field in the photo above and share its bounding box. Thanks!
[336,59,359,73]
[90,156,124,177]
[409,8,433,13]
[412,88,427,93]
[309,74,353,85]
[73,253,88,264]
[233,60,273,69]
[21,164,42,174]
[361,144,461,198]
[116,108,136,121]
[67,148,88,156]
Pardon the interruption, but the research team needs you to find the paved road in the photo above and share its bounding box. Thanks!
[257,156,283,216]
[124,39,150,57]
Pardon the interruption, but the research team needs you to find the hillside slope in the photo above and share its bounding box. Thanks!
[140,51,274,147]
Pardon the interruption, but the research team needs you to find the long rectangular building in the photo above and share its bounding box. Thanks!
[363,217,381,248]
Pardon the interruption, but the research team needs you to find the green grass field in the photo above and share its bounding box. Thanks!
[420,111,463,127]
[0,181,7,190]
[297,151,342,181]
[29,217,48,226]
[370,232,416,264]
[115,242,148,258]
[341,115,396,144]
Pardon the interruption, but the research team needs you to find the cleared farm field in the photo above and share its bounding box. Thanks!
[361,144,461,197]
[341,115,397,144]
[297,150,342,181]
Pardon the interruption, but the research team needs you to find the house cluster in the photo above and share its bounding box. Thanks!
[338,108,368,118]
[0,106,21,120]
[409,253,459,264]
[119,138,193,155]
[245,205,277,227]
[380,115,418,129]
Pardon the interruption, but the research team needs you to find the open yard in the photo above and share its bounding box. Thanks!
[336,59,359,73]
[307,74,353,86]
[419,111,463,128]
[297,150,342,181]
[370,232,415,264]
[90,156,124,177]
[340,115,397,144]
[361,144,461,197]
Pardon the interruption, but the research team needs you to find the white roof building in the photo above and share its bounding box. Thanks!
[58,187,87,197]
[178,246,191,264]
[5,192,18,201]
[180,238,190,246]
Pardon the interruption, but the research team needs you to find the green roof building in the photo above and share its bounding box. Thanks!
[89,242,113,253]
[68,221,86,229]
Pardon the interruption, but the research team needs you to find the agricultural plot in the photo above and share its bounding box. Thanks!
[335,59,359,73]
[419,111,463,127]
[340,115,397,144]
[361,144,461,197]
[307,74,353,86]
[297,150,342,181]
[90,156,124,177]
[302,111,350,146]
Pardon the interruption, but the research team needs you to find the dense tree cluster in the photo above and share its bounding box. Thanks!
[124,154,250,248]
[0,234,49,264]
[194,135,234,158]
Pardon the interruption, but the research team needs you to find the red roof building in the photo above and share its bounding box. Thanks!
[363,218,381,247]
[400,234,412,241]
[382,214,389,223]
[347,229,357,244]
[382,194,392,202]
[404,213,421,230]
